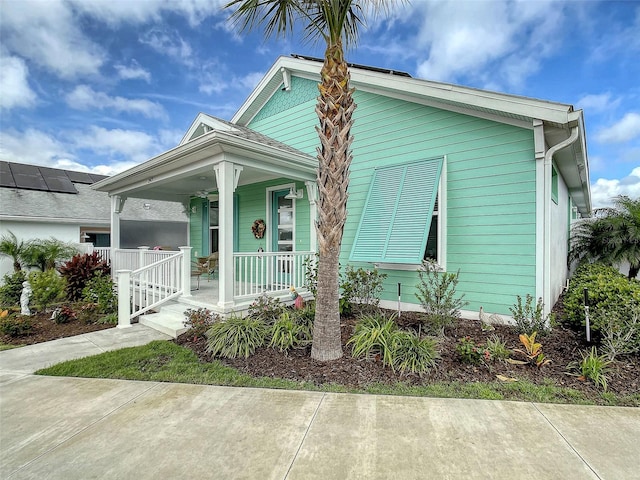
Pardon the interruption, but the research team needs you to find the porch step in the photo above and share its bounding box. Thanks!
[139,301,189,338]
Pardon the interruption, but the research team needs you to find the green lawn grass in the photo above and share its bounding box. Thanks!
[35,340,640,407]
[0,342,24,351]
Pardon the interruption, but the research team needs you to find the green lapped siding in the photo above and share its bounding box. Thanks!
[189,197,207,261]
[249,77,537,315]
[235,179,311,253]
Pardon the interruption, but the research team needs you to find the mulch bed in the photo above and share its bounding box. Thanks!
[176,310,640,402]
[1,311,113,346]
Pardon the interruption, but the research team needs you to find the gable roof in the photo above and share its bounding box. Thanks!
[180,112,311,157]
[93,113,316,200]
[232,55,591,214]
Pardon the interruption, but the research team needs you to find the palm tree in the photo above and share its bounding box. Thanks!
[226,0,395,360]
[570,195,640,279]
[22,238,79,272]
[0,231,24,272]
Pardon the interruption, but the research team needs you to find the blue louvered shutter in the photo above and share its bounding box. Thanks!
[350,157,443,264]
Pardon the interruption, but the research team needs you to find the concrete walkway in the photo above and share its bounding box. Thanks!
[1,327,639,479]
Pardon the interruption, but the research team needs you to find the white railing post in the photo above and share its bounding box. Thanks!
[117,270,132,329]
[138,246,150,268]
[180,246,192,296]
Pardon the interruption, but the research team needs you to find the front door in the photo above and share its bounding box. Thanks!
[272,190,294,289]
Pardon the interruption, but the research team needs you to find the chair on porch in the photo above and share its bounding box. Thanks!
[191,253,218,290]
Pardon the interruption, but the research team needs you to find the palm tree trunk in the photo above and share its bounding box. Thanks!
[311,41,355,361]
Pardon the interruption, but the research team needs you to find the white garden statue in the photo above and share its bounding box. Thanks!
[20,280,32,316]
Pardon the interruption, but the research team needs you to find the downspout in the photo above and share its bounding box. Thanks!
[542,126,579,316]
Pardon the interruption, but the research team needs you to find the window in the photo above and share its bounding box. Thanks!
[552,165,558,204]
[424,195,438,262]
[350,157,443,264]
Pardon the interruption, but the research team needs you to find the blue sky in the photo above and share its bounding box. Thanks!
[1,0,638,209]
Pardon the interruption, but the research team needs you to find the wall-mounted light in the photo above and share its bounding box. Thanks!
[284,187,303,200]
[191,206,198,214]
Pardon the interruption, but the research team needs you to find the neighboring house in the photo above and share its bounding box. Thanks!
[94,55,590,320]
[0,161,188,280]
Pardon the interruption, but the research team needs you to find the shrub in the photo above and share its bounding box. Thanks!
[415,259,467,330]
[456,336,486,364]
[76,302,100,323]
[340,265,387,315]
[0,270,26,306]
[347,314,398,366]
[81,272,116,314]
[391,330,440,375]
[568,346,613,391]
[98,313,118,325]
[183,308,219,341]
[51,305,76,324]
[303,254,318,298]
[206,315,268,359]
[291,302,315,330]
[28,270,66,311]
[269,311,312,352]
[598,306,640,359]
[511,332,551,369]
[59,252,110,301]
[247,293,285,325]
[485,335,511,361]
[564,263,640,335]
[509,294,551,335]
[0,314,33,337]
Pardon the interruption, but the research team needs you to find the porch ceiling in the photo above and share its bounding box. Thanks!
[92,130,317,202]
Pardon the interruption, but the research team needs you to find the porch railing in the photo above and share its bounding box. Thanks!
[115,247,191,328]
[234,251,314,299]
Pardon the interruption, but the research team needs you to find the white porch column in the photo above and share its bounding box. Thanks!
[214,161,239,308]
[110,195,125,250]
[305,181,318,253]
[180,246,192,297]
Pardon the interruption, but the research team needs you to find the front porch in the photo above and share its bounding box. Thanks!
[90,114,321,335]
[92,246,314,335]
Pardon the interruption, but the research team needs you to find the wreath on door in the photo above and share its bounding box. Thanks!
[251,219,266,239]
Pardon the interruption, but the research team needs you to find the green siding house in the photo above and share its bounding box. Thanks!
[94,55,590,322]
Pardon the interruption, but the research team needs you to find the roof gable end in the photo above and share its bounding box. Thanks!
[180,113,240,146]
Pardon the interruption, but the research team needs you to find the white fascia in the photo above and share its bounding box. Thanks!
[233,56,575,127]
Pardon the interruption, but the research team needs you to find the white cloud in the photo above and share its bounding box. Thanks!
[576,93,621,113]
[69,0,226,27]
[65,85,167,119]
[73,126,162,163]
[591,167,640,208]
[158,129,184,150]
[140,28,195,67]
[0,55,37,110]
[115,61,151,82]
[596,113,640,144]
[2,0,105,79]
[236,71,265,91]
[405,0,566,88]
[0,128,75,167]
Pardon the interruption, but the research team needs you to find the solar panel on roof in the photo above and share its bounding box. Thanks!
[0,161,17,188]
[39,167,78,193]
[10,163,48,191]
[88,174,108,183]
[65,170,94,184]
